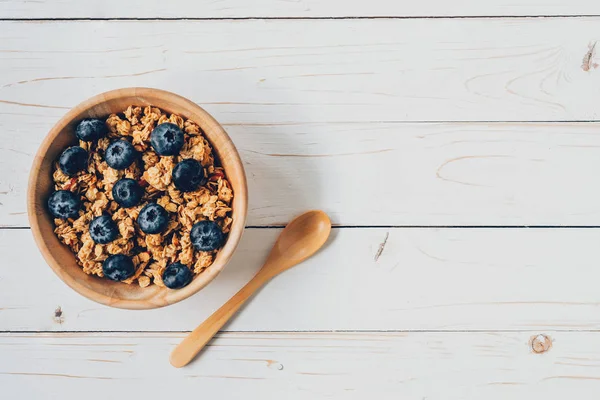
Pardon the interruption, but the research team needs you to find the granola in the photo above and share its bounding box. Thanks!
[50,106,233,288]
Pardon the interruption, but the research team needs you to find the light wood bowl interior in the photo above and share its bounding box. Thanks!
[27,88,248,309]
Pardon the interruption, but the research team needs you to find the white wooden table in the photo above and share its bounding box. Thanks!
[3,1,600,398]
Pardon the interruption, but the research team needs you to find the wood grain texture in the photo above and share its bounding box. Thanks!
[4,227,600,332]
[6,121,600,226]
[2,0,600,18]
[2,331,600,399]
[3,19,600,226]
[2,13,599,398]
[2,20,600,124]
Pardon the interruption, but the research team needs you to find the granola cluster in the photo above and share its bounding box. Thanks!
[51,106,233,288]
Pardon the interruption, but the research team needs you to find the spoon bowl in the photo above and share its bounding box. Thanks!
[262,210,332,276]
[170,210,331,368]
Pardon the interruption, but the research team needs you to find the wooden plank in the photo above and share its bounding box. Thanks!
[5,120,600,227]
[4,228,600,331]
[3,20,600,226]
[2,0,600,18]
[1,331,598,399]
[2,20,600,124]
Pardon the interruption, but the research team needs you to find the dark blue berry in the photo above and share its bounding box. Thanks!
[138,203,169,234]
[162,262,193,289]
[59,146,88,176]
[172,159,206,192]
[102,254,135,281]
[89,215,118,244]
[76,118,107,142]
[112,178,143,208]
[105,140,136,170]
[47,190,81,219]
[190,220,224,251]
[150,123,184,156]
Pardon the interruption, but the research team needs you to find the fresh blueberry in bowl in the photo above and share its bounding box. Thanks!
[162,262,193,289]
[138,203,169,234]
[47,190,81,219]
[150,123,184,156]
[112,178,144,208]
[76,118,107,142]
[89,215,118,244]
[105,140,136,170]
[190,220,224,251]
[59,146,88,176]
[102,254,135,281]
[172,159,206,192]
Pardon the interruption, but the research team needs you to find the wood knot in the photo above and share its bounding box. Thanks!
[530,334,552,354]
[53,306,64,324]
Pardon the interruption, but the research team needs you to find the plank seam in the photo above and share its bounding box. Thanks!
[2,15,600,22]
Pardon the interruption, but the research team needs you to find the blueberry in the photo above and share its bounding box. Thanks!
[112,178,143,208]
[105,140,136,170]
[47,190,81,219]
[76,118,107,142]
[138,203,169,234]
[58,146,88,176]
[172,159,206,192]
[150,123,184,156]
[89,215,118,244]
[102,254,135,281]
[162,262,193,289]
[190,220,224,251]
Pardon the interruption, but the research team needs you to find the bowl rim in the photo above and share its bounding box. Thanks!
[27,87,248,309]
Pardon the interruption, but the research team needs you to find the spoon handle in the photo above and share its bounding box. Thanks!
[170,269,271,368]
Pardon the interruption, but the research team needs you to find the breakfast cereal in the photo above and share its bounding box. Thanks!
[49,105,233,288]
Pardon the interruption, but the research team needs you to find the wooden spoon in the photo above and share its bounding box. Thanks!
[170,210,332,368]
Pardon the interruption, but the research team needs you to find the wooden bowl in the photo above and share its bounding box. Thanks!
[27,88,248,309]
